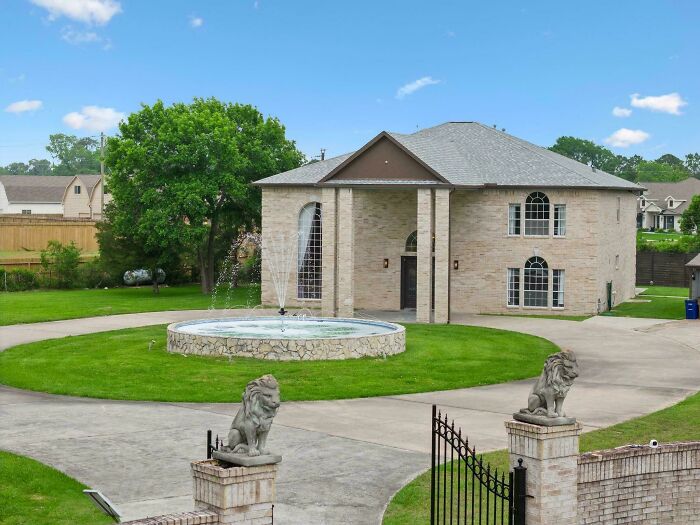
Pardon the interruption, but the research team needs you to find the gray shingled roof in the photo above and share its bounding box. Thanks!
[0,175,74,203]
[255,122,643,191]
[75,174,102,197]
[641,178,700,215]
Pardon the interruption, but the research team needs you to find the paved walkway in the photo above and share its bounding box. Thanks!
[0,311,699,524]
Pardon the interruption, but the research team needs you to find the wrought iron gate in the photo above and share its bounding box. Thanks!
[430,406,526,525]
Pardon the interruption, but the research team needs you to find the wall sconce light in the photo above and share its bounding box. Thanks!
[453,260,459,270]
[383,258,389,268]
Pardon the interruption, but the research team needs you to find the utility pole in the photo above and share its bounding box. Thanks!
[320,148,326,161]
[99,132,105,219]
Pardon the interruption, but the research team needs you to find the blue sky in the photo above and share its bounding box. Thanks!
[1,0,699,165]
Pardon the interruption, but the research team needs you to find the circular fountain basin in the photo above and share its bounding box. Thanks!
[167,317,405,361]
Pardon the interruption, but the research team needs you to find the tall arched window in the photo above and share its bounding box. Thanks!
[525,192,550,236]
[524,256,548,307]
[297,202,322,299]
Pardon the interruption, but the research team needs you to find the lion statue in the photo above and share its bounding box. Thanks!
[520,350,579,418]
[227,374,280,457]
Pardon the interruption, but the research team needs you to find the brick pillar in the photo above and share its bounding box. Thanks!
[336,188,354,318]
[505,421,581,525]
[191,459,278,524]
[416,189,434,323]
[433,189,450,323]
[321,187,337,317]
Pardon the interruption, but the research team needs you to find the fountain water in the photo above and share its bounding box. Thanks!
[169,226,406,360]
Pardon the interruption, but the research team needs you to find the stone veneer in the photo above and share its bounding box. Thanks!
[578,442,700,524]
[167,318,405,361]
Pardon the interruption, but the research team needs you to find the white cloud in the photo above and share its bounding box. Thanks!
[190,16,203,28]
[61,26,100,44]
[9,73,26,83]
[5,99,43,113]
[612,106,632,118]
[30,0,122,25]
[63,105,124,131]
[604,128,650,148]
[630,92,687,115]
[396,76,441,99]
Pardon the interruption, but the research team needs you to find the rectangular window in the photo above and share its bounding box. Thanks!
[554,204,566,237]
[74,185,81,195]
[508,204,521,235]
[553,269,565,308]
[21,209,31,215]
[507,268,520,306]
[616,196,621,222]
[524,266,548,307]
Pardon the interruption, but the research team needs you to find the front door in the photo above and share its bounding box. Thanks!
[401,256,417,309]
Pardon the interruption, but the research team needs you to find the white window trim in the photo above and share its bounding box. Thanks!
[507,203,521,237]
[552,269,565,309]
[553,204,567,238]
[506,267,520,307]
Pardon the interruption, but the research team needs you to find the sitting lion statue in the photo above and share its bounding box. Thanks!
[520,350,579,418]
[227,374,280,457]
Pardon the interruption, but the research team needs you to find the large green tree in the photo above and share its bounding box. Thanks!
[46,134,101,175]
[636,161,690,183]
[105,98,304,293]
[684,153,700,178]
[680,195,700,235]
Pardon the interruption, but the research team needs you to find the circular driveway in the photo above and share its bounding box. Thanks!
[0,311,698,524]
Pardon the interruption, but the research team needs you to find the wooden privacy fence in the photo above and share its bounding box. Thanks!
[636,251,698,287]
[0,216,99,253]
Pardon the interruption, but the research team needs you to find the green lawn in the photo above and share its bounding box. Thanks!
[0,450,112,525]
[638,285,690,297]
[0,284,260,325]
[383,390,700,524]
[0,324,557,402]
[637,231,692,242]
[609,290,687,320]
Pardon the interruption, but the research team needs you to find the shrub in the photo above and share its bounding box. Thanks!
[0,268,39,292]
[238,251,261,284]
[78,258,117,289]
[40,240,82,288]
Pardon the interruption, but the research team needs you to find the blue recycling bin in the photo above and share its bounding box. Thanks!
[686,299,699,320]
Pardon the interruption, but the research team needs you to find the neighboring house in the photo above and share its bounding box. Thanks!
[63,174,111,219]
[254,122,642,321]
[0,175,74,215]
[637,178,700,231]
[0,174,110,218]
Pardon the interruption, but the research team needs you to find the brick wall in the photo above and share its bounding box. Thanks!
[577,442,700,524]
[120,510,218,524]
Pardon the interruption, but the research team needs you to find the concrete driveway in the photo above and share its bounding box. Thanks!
[0,311,698,523]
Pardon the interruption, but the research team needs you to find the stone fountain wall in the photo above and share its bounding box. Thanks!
[167,323,405,361]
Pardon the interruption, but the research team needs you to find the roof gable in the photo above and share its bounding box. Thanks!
[319,132,447,184]
[0,175,74,203]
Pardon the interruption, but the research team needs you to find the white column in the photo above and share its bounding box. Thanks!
[336,188,354,318]
[321,188,337,317]
[416,189,434,323]
[433,189,450,323]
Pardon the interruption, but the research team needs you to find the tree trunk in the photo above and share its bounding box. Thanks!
[152,266,160,294]
[199,251,211,295]
[199,215,219,295]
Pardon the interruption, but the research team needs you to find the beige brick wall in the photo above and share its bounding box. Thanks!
[261,186,638,317]
[578,442,700,524]
[352,189,417,310]
[260,187,323,309]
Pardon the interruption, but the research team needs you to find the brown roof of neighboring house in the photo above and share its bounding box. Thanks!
[642,178,700,215]
[0,175,74,203]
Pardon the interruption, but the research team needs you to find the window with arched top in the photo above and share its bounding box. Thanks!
[525,192,550,236]
[405,231,418,252]
[405,230,435,253]
[524,256,548,307]
[297,202,322,299]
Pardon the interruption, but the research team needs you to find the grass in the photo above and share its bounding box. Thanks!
[0,450,112,525]
[482,313,591,322]
[608,285,688,320]
[638,285,689,297]
[0,324,557,402]
[383,390,700,524]
[0,284,260,325]
[637,231,692,242]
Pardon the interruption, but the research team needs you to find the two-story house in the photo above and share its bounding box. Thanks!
[254,122,642,321]
[637,178,700,231]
